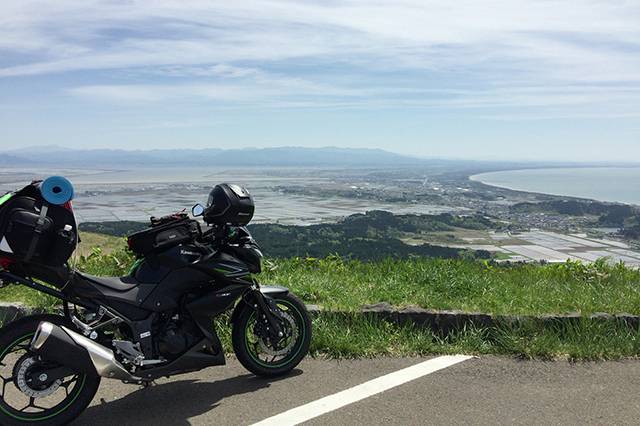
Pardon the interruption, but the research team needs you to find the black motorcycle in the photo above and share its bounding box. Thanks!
[0,180,311,425]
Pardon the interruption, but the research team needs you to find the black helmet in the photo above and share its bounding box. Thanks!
[204,183,255,226]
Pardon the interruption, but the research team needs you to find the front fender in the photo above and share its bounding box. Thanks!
[259,285,289,297]
[230,285,289,324]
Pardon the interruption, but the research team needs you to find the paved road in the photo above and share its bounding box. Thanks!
[71,356,640,425]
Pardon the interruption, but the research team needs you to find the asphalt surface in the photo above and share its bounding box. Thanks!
[71,356,640,426]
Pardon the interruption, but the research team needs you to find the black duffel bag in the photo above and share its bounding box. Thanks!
[0,182,78,267]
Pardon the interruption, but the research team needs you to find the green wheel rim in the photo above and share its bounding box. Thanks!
[0,332,87,422]
[245,300,307,369]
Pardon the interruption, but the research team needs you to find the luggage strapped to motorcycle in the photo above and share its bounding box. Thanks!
[0,180,78,268]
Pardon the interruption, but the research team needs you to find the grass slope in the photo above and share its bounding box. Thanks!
[2,238,640,359]
[262,256,640,315]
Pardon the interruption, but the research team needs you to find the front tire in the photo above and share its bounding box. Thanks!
[232,293,311,377]
[0,314,101,426]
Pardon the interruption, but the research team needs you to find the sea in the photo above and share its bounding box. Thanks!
[471,167,640,206]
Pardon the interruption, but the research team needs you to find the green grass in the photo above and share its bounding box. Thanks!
[75,232,123,257]
[262,256,640,316]
[307,314,640,360]
[3,239,640,359]
[10,246,640,317]
[0,285,59,310]
[211,313,640,360]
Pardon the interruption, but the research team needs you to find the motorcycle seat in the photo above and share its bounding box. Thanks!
[76,272,139,292]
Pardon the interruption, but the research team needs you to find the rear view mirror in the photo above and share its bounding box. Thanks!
[192,204,205,217]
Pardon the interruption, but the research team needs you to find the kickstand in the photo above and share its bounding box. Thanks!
[141,380,156,389]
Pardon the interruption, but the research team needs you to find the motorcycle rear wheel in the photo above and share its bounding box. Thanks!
[0,314,100,426]
[232,293,311,377]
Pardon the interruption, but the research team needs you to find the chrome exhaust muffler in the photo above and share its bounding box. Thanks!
[31,321,140,381]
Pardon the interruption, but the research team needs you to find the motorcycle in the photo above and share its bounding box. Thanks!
[0,180,312,425]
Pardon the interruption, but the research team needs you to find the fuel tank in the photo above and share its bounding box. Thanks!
[134,244,252,281]
[134,245,252,312]
[202,249,251,279]
[133,244,204,284]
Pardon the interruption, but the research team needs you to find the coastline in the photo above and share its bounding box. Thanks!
[470,167,640,206]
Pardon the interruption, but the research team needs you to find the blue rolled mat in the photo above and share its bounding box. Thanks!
[40,176,74,205]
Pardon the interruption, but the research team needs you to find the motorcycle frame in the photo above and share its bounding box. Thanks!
[0,269,289,383]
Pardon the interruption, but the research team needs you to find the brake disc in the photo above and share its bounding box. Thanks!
[258,310,298,357]
[13,355,63,398]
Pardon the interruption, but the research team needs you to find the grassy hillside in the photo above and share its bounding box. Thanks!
[249,210,496,260]
[75,232,123,257]
[3,236,640,359]
[79,210,498,261]
[5,237,639,317]
[262,257,640,315]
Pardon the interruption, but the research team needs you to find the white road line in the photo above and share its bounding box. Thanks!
[251,355,474,426]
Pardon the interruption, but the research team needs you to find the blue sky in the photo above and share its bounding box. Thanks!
[1,0,639,161]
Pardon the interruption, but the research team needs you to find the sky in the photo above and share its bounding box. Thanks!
[1,0,639,161]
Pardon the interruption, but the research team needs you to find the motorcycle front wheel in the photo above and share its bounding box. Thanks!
[232,292,311,377]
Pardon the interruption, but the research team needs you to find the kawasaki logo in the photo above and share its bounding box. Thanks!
[180,249,199,256]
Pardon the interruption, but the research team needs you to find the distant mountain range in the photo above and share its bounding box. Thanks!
[5,145,627,170]
[1,145,432,167]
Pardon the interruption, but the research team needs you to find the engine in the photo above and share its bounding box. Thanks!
[156,314,203,358]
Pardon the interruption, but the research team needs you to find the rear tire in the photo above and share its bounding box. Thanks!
[0,314,101,426]
[232,293,311,377]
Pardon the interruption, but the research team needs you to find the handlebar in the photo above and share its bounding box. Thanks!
[198,223,230,248]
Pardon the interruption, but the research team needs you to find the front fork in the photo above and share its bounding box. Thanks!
[234,284,290,341]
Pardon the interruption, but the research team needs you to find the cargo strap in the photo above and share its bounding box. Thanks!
[24,204,49,262]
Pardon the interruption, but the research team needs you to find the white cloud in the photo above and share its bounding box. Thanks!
[1,0,640,117]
